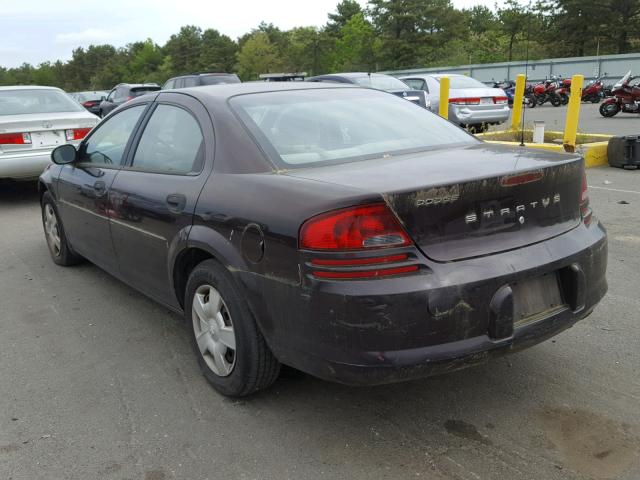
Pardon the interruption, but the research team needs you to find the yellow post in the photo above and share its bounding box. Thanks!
[511,74,526,131]
[563,74,584,152]
[439,76,449,120]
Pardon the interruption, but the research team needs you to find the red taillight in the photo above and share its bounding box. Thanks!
[82,100,97,107]
[449,97,480,105]
[65,128,92,141]
[0,132,31,145]
[299,203,411,251]
[580,171,592,224]
[494,96,508,104]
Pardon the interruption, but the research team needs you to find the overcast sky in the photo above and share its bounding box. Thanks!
[0,0,499,68]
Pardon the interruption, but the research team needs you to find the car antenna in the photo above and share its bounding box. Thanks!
[520,1,532,147]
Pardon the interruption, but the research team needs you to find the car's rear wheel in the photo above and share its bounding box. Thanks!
[185,259,280,397]
[41,191,83,266]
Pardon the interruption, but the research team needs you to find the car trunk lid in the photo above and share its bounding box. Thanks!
[286,143,584,262]
[0,111,97,153]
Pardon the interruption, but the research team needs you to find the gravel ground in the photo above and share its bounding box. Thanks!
[0,166,639,480]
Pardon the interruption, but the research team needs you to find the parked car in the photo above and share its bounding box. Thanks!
[306,72,429,108]
[401,73,510,132]
[0,86,99,180]
[259,73,307,82]
[40,82,607,397]
[162,73,240,89]
[70,90,109,115]
[98,83,160,117]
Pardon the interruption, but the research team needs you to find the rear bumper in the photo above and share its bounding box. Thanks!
[244,219,607,386]
[450,105,510,125]
[0,151,53,179]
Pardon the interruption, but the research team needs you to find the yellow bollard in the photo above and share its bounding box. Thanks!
[439,76,450,120]
[563,75,584,153]
[511,74,526,131]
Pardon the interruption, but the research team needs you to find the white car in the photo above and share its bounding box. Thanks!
[0,86,99,179]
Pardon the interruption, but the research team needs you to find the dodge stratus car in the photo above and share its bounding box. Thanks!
[39,83,607,397]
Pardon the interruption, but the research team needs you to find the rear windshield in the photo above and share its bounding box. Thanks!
[436,76,487,89]
[0,89,84,115]
[200,74,241,85]
[231,88,475,168]
[130,86,160,97]
[351,75,410,91]
[76,92,104,102]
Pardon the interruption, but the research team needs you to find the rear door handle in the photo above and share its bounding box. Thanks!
[93,180,106,196]
[166,193,186,213]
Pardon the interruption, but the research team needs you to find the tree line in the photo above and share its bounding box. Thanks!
[1,0,639,91]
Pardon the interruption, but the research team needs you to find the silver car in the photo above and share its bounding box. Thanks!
[400,74,510,132]
[0,86,99,179]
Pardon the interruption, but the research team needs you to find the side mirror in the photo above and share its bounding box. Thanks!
[51,144,77,165]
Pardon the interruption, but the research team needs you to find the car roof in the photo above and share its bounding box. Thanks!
[0,85,63,91]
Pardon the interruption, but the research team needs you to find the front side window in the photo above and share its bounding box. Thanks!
[131,104,204,174]
[0,89,84,115]
[80,105,145,166]
[231,88,476,168]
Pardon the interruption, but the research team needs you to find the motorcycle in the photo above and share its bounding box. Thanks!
[599,71,640,117]
[533,77,562,106]
[491,80,536,108]
[554,77,571,105]
[581,75,604,103]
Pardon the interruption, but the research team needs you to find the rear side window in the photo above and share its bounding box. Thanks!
[200,74,241,85]
[81,105,146,166]
[183,77,198,87]
[163,80,175,89]
[131,104,204,174]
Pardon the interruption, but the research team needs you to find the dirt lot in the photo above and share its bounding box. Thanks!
[1,167,639,480]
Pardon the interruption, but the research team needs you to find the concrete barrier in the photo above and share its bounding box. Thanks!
[476,130,611,168]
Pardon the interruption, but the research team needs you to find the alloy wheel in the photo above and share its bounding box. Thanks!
[192,284,236,377]
[44,204,61,257]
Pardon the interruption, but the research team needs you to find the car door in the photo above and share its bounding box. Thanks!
[56,104,148,273]
[108,93,214,306]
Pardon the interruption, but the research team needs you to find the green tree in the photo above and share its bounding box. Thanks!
[498,0,530,61]
[200,29,238,72]
[235,32,283,80]
[333,13,378,71]
[164,25,203,76]
[326,0,363,33]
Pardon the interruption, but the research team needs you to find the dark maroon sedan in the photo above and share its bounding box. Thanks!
[39,83,607,397]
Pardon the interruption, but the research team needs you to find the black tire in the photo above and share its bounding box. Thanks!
[525,94,536,108]
[591,96,600,104]
[561,94,569,105]
[185,259,280,397]
[550,94,562,107]
[599,102,620,118]
[41,191,83,266]
[468,123,487,134]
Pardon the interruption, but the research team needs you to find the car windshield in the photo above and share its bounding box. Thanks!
[0,89,84,115]
[351,75,410,91]
[615,71,632,87]
[437,76,487,89]
[231,88,476,168]
[201,74,241,85]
